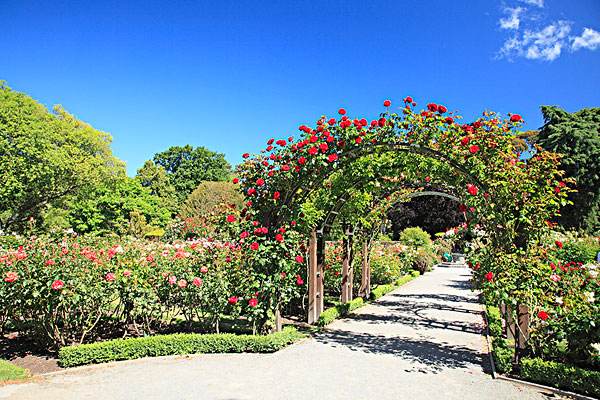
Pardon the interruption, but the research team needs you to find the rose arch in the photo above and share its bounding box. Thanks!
[226,98,569,334]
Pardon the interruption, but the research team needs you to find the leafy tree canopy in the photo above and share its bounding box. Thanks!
[0,82,124,233]
[67,176,172,236]
[152,145,231,201]
[533,106,600,234]
[135,160,178,215]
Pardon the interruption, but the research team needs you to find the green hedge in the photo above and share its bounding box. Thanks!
[318,272,420,327]
[317,297,364,327]
[59,327,305,368]
[370,271,419,301]
[0,359,30,382]
[520,357,600,398]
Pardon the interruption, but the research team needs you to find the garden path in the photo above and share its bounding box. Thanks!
[0,266,555,400]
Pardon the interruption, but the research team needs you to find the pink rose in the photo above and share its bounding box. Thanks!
[51,280,64,290]
[192,277,203,287]
[105,272,116,282]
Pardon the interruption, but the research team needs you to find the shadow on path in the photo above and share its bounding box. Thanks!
[315,329,485,374]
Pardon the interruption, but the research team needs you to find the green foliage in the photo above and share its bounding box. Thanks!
[0,359,30,382]
[59,326,305,368]
[412,248,437,274]
[388,195,463,238]
[534,106,600,234]
[153,145,231,202]
[369,272,419,301]
[486,306,503,338]
[67,176,171,235]
[492,338,514,374]
[399,227,432,250]
[556,238,600,263]
[317,297,364,327]
[136,160,179,214]
[520,357,600,397]
[0,83,124,234]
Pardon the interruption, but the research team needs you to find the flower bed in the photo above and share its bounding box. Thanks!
[59,326,305,368]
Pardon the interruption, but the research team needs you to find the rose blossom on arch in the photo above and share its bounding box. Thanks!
[485,272,493,282]
[248,298,258,307]
[295,255,304,263]
[466,184,479,196]
[228,296,238,305]
[383,99,391,107]
[105,272,116,282]
[51,280,64,291]
[296,275,304,285]
[4,271,18,283]
[226,214,236,223]
[192,277,203,287]
[537,310,549,321]
[250,242,260,251]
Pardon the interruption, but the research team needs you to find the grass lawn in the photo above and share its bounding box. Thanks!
[0,360,30,382]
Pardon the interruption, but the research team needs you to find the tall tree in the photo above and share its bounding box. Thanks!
[0,82,123,233]
[135,160,178,214]
[533,106,600,234]
[387,195,463,238]
[153,145,231,201]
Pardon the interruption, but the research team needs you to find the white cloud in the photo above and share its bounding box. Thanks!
[499,7,524,30]
[571,27,600,51]
[497,20,572,61]
[518,0,544,8]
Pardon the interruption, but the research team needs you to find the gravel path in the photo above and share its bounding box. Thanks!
[0,266,553,400]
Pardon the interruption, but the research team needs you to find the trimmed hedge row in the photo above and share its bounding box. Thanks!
[317,298,364,327]
[59,327,305,368]
[520,358,600,398]
[484,305,599,397]
[317,272,420,327]
[370,271,420,301]
[0,359,30,382]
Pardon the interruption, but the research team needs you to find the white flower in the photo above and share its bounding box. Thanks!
[555,296,563,305]
[584,291,595,303]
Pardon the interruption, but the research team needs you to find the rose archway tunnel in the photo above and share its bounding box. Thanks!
[232,97,567,331]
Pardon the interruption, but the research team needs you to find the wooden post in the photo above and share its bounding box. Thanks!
[341,226,354,303]
[307,229,318,324]
[358,239,371,298]
[516,304,529,349]
[316,234,325,317]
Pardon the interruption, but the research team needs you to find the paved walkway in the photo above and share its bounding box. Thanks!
[0,266,552,400]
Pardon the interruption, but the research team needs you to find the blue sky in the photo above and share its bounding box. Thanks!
[2,0,599,175]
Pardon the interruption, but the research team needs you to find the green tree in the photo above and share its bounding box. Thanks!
[67,176,171,235]
[135,160,178,214]
[0,83,124,233]
[533,106,600,234]
[153,145,231,201]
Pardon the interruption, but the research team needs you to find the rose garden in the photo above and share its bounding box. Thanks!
[1,84,599,398]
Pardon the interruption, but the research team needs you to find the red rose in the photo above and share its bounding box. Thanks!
[232,178,239,184]
[485,272,493,282]
[338,108,346,115]
[247,188,256,196]
[226,215,236,223]
[327,153,338,163]
[275,233,284,242]
[276,139,287,146]
[469,145,479,154]
[319,143,328,152]
[427,103,438,112]
[383,99,391,107]
[458,204,467,213]
[248,298,258,307]
[378,117,386,127]
[296,275,304,285]
[438,105,447,113]
[250,242,259,251]
[425,176,431,183]
[256,178,265,186]
[298,156,306,165]
[461,136,470,146]
[295,255,304,263]
[192,277,203,287]
[467,184,478,196]
[228,296,239,305]
[445,117,453,124]
[404,96,413,103]
[510,114,522,123]
[242,153,250,159]
[51,280,64,291]
[555,240,563,249]
[328,118,336,125]
[537,310,549,321]
[273,191,280,200]
[4,271,18,283]
[308,147,318,156]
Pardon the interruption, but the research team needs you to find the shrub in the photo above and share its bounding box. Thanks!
[0,359,30,382]
[556,239,600,264]
[520,357,600,397]
[317,297,364,327]
[412,248,436,274]
[492,338,514,374]
[399,227,432,250]
[370,272,419,301]
[59,327,305,367]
